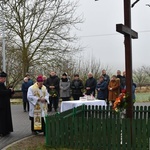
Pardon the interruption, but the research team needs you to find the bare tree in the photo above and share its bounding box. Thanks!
[133,66,149,89]
[70,56,112,85]
[0,0,83,87]
[142,66,150,77]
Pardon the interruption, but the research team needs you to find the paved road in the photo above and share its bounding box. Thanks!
[0,102,150,149]
[0,105,31,150]
[0,104,59,150]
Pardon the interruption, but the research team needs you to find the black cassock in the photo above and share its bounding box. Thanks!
[0,83,13,136]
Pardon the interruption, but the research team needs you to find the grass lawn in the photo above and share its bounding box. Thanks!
[136,92,150,102]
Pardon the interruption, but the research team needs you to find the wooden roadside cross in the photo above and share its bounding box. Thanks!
[116,0,138,119]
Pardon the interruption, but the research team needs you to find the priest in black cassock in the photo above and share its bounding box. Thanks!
[0,71,14,137]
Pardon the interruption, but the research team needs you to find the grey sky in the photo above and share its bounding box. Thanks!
[74,0,150,72]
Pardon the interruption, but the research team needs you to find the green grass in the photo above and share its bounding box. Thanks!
[136,92,150,102]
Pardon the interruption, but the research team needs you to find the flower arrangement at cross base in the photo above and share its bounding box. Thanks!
[113,89,128,113]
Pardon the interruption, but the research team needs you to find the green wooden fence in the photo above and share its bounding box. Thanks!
[45,105,150,150]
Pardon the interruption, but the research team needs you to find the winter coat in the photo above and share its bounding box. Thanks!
[46,75,60,94]
[103,74,110,85]
[21,82,30,102]
[124,84,136,101]
[96,80,107,100]
[120,76,126,90]
[60,78,70,98]
[85,77,97,96]
[71,79,84,96]
[108,79,120,102]
[27,79,34,86]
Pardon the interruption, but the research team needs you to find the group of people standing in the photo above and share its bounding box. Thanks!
[96,70,136,106]
[43,71,84,112]
[22,69,136,113]
[25,69,136,135]
[0,69,136,137]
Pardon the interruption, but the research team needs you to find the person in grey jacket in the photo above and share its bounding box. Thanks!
[59,73,70,101]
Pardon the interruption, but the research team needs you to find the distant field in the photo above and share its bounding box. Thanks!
[136,92,150,102]
[10,92,150,103]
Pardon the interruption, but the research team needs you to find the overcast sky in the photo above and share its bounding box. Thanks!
[73,0,150,72]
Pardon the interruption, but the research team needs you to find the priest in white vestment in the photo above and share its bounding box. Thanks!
[27,75,49,135]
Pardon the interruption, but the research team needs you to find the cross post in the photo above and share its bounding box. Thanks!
[116,0,138,119]
[116,0,138,146]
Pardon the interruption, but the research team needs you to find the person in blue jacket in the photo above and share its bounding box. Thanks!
[124,81,136,103]
[96,75,107,100]
[21,77,30,112]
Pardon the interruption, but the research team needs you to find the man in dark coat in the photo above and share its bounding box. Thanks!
[85,72,97,97]
[71,74,84,100]
[101,69,110,104]
[0,71,14,137]
[116,70,123,92]
[46,71,60,112]
[116,70,123,80]
[120,71,126,90]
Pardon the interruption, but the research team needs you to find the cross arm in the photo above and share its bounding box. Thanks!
[116,24,138,39]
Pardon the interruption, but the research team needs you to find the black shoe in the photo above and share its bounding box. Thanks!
[0,132,10,137]
[24,110,26,112]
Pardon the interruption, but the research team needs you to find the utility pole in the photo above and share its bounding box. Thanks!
[0,0,6,72]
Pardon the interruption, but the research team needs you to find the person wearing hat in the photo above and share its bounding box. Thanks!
[0,71,14,137]
[27,75,49,135]
[59,73,71,101]
[71,74,84,100]
[96,75,107,100]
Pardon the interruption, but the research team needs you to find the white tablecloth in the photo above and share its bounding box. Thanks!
[60,100,107,112]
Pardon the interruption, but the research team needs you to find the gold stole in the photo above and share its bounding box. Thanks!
[32,83,47,130]
[34,103,42,130]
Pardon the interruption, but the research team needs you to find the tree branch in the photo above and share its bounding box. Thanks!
[131,0,140,8]
[146,4,150,7]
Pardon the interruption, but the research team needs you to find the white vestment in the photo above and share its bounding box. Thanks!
[27,83,49,117]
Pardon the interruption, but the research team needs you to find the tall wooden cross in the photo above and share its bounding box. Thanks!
[116,0,138,119]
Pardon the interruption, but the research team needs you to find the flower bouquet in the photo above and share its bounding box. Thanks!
[113,89,128,113]
[49,89,58,97]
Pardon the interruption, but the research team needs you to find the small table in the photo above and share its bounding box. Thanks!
[60,100,107,112]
